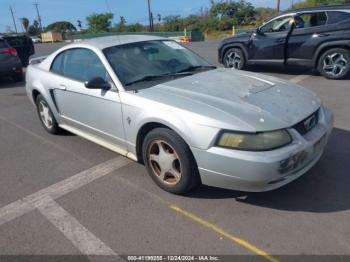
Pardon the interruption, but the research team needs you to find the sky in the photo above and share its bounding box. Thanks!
[0,0,297,33]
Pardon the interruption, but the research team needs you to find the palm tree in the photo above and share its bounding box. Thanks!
[20,17,30,32]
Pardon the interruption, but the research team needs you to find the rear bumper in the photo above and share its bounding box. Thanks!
[192,106,334,192]
[0,59,23,77]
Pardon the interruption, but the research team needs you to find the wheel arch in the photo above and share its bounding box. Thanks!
[135,121,196,164]
[221,43,248,64]
[32,89,41,103]
[313,42,350,68]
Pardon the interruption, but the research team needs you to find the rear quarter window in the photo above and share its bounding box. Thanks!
[327,11,350,24]
[0,40,7,48]
[51,52,65,75]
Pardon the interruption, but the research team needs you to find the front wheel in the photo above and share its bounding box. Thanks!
[317,48,350,80]
[223,48,246,70]
[142,128,200,194]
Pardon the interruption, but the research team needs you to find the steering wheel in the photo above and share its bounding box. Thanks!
[167,58,181,69]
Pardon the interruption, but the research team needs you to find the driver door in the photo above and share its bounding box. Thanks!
[49,48,127,151]
[249,15,294,64]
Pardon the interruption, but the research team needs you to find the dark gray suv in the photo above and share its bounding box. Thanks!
[0,38,23,82]
[218,5,350,80]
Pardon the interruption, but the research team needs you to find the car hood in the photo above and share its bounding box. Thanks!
[221,32,252,43]
[135,68,321,132]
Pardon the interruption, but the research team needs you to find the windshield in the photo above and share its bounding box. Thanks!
[260,15,293,33]
[103,40,213,89]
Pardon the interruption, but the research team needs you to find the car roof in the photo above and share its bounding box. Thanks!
[266,4,350,21]
[291,4,350,13]
[82,35,167,50]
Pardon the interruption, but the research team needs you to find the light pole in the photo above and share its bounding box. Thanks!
[9,5,18,33]
[33,2,43,31]
[147,0,153,31]
[277,0,281,13]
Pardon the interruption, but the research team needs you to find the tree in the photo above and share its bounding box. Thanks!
[28,20,41,36]
[162,15,184,31]
[125,23,145,32]
[20,18,29,32]
[209,0,256,26]
[255,7,275,24]
[77,20,82,30]
[86,12,113,32]
[45,21,76,32]
[115,16,126,32]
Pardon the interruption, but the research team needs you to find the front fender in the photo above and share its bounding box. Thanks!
[219,42,249,64]
[121,93,220,154]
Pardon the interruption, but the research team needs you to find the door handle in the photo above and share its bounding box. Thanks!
[313,33,330,38]
[275,38,285,43]
[57,84,67,90]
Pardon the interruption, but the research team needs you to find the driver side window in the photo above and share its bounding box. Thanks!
[51,48,109,83]
[260,16,294,33]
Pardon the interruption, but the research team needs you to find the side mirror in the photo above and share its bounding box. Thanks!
[255,27,264,35]
[85,77,111,90]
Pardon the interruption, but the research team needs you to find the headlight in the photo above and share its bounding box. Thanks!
[216,130,292,151]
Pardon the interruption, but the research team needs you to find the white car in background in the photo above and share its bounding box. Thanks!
[30,36,42,43]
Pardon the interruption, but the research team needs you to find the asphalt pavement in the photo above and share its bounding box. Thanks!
[0,40,349,261]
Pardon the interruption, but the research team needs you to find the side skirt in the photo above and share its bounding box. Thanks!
[59,124,138,162]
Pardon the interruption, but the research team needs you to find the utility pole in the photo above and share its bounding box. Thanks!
[9,5,18,33]
[147,0,153,31]
[33,2,43,31]
[276,0,281,13]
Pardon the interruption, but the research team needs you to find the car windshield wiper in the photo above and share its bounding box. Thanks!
[125,72,193,86]
[177,65,217,73]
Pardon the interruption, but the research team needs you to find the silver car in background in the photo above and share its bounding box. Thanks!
[26,35,333,194]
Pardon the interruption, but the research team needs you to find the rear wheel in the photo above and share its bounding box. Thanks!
[317,48,350,80]
[223,48,246,70]
[142,128,200,194]
[36,95,61,134]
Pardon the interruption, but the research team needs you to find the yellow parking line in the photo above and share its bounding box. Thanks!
[169,205,280,262]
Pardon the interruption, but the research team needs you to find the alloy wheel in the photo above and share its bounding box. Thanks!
[147,139,182,186]
[225,51,242,69]
[323,53,348,77]
[38,100,53,129]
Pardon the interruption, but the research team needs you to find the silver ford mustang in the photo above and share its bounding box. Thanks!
[26,35,333,194]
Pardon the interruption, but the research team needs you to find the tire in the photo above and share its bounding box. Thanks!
[35,94,61,134]
[142,128,200,194]
[317,48,350,80]
[223,48,246,70]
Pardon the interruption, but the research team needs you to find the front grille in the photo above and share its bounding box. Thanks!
[293,109,319,135]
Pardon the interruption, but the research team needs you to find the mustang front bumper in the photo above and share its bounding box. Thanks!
[191,106,334,192]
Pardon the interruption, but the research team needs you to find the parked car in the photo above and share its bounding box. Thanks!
[0,37,23,82]
[218,5,350,80]
[31,36,42,44]
[3,35,34,66]
[26,35,333,194]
